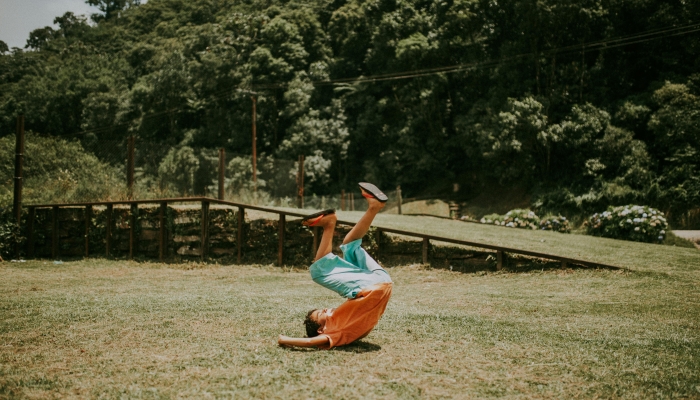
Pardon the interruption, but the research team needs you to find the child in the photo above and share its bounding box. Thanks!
[278,183,392,349]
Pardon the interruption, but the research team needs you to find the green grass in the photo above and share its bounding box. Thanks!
[279,210,698,276]
[2,259,699,398]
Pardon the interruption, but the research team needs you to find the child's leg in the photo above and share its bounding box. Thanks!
[342,194,385,245]
[312,214,336,262]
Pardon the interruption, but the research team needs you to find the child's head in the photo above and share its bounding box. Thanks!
[303,308,331,337]
[304,309,321,337]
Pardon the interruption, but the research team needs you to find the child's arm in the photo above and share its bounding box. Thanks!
[278,334,329,348]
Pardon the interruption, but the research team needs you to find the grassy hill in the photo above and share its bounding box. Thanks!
[272,208,699,276]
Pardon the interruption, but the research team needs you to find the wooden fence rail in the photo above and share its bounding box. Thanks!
[24,197,620,270]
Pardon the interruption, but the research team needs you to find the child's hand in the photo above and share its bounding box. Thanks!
[278,334,293,347]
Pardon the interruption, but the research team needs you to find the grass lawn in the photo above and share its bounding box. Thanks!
[2,258,699,398]
[299,210,699,275]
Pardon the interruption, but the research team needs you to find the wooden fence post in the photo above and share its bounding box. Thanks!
[129,203,137,260]
[200,201,210,261]
[27,206,35,258]
[51,206,59,259]
[496,250,503,271]
[159,202,167,261]
[84,205,91,257]
[106,204,113,257]
[561,260,568,269]
[237,207,244,264]
[397,186,402,215]
[278,214,285,267]
[422,237,429,264]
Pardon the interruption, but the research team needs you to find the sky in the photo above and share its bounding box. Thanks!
[0,0,100,49]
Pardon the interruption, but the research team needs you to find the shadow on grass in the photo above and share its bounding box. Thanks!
[281,341,381,353]
[503,259,621,274]
[332,341,382,353]
[421,252,623,275]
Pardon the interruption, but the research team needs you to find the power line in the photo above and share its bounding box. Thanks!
[65,21,700,137]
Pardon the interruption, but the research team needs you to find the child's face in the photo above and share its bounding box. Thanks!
[311,308,333,331]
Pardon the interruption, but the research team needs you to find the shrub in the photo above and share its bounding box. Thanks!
[0,133,125,204]
[585,205,668,243]
[539,215,571,233]
[480,209,540,229]
[0,207,22,260]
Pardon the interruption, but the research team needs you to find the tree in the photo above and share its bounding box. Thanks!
[86,0,140,21]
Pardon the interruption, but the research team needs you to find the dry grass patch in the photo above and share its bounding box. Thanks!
[1,260,699,398]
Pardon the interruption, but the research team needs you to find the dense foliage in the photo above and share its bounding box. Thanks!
[0,207,22,259]
[586,205,668,243]
[1,0,698,225]
[0,133,124,204]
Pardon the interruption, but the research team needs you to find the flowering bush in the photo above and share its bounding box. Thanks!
[585,205,668,243]
[539,215,571,233]
[480,209,540,230]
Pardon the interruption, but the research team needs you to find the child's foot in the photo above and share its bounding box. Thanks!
[302,209,337,227]
[314,213,337,228]
[359,182,388,210]
[360,188,386,210]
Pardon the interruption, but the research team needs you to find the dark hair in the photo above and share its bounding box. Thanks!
[304,309,321,337]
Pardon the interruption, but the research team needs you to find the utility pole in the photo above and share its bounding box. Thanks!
[251,95,257,192]
[237,89,260,194]
[127,135,135,200]
[297,155,305,208]
[13,115,25,257]
[218,148,226,200]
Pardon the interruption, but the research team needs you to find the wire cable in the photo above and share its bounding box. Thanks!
[64,21,700,137]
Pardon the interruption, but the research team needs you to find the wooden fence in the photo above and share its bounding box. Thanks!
[24,197,620,270]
